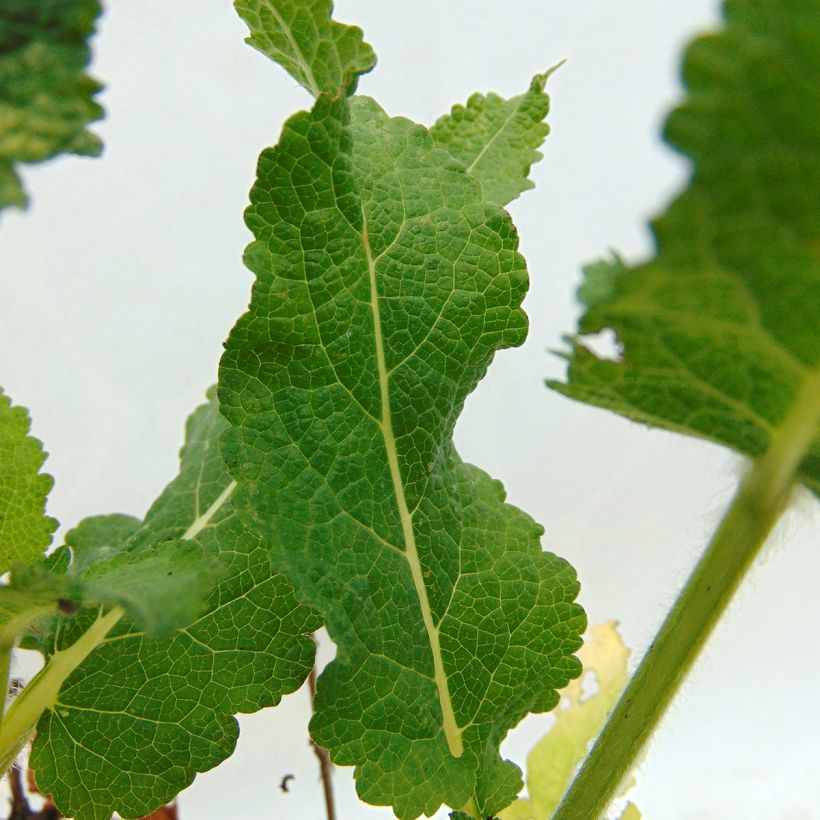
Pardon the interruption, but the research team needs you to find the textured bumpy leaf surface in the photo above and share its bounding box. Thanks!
[431,70,556,208]
[0,387,57,572]
[30,391,320,820]
[0,0,103,212]
[234,0,375,97]
[500,622,640,820]
[550,0,820,493]
[219,93,585,818]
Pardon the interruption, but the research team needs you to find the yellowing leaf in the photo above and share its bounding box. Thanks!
[500,622,639,820]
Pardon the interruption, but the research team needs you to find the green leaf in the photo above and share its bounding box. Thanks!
[234,0,376,97]
[431,68,558,208]
[30,389,321,820]
[0,0,104,213]
[77,539,223,637]
[549,0,820,493]
[499,622,638,820]
[64,513,141,558]
[0,387,57,572]
[219,94,585,819]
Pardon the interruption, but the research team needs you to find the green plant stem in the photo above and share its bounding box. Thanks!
[0,606,124,773]
[554,368,820,820]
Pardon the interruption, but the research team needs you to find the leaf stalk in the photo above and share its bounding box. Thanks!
[553,367,820,819]
[307,648,336,820]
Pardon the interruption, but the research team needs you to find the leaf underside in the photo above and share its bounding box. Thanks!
[550,0,820,493]
[30,391,321,820]
[0,0,104,213]
[219,84,584,818]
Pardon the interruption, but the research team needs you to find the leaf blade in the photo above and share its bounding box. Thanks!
[549,0,820,491]
[30,390,320,820]
[234,0,376,97]
[220,94,585,818]
[0,387,57,572]
[431,69,558,207]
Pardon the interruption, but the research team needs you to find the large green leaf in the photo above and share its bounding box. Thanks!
[431,70,557,208]
[234,0,375,97]
[219,93,585,819]
[0,0,103,212]
[30,390,321,820]
[0,387,57,572]
[550,0,820,492]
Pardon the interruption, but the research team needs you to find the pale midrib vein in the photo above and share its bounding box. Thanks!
[182,480,236,541]
[362,213,464,758]
[259,0,320,97]
[465,95,524,175]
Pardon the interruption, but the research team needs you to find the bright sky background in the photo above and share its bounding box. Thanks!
[1,1,818,818]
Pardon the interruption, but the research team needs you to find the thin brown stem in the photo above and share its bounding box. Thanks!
[8,763,31,820]
[307,637,336,820]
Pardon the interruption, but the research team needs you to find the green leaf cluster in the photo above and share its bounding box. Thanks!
[5,0,818,818]
[3,2,584,818]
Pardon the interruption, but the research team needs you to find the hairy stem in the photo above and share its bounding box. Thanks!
[307,640,336,820]
[554,368,820,820]
[0,607,123,774]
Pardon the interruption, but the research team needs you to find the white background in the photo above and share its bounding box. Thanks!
[1,1,818,818]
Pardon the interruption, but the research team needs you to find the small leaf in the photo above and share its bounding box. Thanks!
[4,514,220,646]
[0,0,104,212]
[550,0,820,493]
[65,513,141,556]
[234,0,376,97]
[77,539,223,637]
[0,386,57,572]
[30,390,320,820]
[432,69,559,208]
